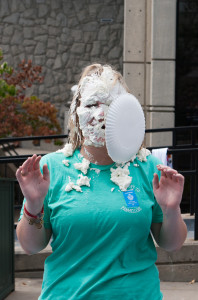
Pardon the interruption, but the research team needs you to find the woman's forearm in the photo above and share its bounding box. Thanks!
[157,207,187,252]
[16,216,51,255]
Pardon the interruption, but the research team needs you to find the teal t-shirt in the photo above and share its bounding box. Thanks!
[20,149,163,300]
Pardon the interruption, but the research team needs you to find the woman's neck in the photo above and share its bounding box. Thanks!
[80,144,114,165]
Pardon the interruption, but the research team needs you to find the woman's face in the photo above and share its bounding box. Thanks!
[75,66,127,147]
[76,100,109,147]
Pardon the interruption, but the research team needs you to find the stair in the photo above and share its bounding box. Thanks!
[14,215,198,282]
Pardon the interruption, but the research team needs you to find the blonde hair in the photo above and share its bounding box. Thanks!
[68,63,130,150]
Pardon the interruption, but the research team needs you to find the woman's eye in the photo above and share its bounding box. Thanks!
[86,104,98,108]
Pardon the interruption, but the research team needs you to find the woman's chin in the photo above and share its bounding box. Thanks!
[84,137,105,147]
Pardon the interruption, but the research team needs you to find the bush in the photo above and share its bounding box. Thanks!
[0,49,61,141]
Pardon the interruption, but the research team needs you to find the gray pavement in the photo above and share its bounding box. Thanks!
[5,278,198,300]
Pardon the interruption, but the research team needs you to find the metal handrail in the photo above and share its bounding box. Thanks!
[0,154,47,163]
[0,126,197,239]
[0,134,68,143]
[169,148,198,240]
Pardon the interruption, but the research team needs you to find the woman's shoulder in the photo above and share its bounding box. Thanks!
[39,152,63,169]
[147,153,162,165]
[41,151,64,161]
[40,144,78,166]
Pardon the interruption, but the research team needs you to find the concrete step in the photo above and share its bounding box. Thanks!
[15,238,198,282]
[15,214,198,281]
[157,239,198,281]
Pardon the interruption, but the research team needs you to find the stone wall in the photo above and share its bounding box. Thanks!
[0,0,124,131]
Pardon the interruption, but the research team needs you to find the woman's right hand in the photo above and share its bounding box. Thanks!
[16,154,50,215]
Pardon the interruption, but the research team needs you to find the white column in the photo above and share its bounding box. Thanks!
[124,0,177,147]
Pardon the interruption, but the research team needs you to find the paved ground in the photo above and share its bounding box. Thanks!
[5,278,198,300]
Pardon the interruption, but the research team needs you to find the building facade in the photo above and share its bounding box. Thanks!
[0,0,197,147]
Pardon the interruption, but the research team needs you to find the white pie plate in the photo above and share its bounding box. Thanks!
[105,93,145,163]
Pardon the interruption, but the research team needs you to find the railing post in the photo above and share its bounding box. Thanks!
[0,179,15,299]
[190,151,195,215]
[194,149,198,240]
[190,127,196,215]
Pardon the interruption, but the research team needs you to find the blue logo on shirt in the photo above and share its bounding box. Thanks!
[122,190,139,208]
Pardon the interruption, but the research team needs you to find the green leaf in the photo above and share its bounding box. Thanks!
[7,85,16,96]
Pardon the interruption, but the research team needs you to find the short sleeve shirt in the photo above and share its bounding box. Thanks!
[20,149,163,300]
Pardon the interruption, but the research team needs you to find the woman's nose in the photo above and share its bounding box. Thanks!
[91,105,105,122]
[98,109,104,117]
[98,104,105,115]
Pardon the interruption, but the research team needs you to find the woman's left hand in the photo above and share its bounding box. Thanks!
[153,165,185,212]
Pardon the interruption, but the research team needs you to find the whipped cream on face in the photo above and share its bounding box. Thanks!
[76,104,108,147]
[79,67,125,107]
[75,66,127,147]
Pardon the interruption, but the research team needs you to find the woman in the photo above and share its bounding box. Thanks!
[16,64,187,300]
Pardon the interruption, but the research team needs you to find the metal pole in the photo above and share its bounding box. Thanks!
[194,149,198,240]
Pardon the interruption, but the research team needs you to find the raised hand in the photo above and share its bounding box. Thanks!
[16,154,50,214]
[153,165,184,212]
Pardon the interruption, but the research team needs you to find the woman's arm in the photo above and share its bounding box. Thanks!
[16,154,51,255]
[16,219,52,255]
[151,165,187,252]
